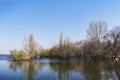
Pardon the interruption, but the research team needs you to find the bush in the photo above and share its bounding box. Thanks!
[10,50,30,60]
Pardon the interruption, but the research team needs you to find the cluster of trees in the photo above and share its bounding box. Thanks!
[10,34,41,60]
[10,21,120,60]
[83,21,120,60]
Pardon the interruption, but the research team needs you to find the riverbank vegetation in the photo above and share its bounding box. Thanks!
[10,21,120,60]
[10,50,30,60]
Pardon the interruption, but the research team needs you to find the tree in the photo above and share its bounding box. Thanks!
[87,21,107,42]
[55,33,72,59]
[85,21,107,59]
[59,32,64,55]
[24,34,38,59]
[104,26,120,58]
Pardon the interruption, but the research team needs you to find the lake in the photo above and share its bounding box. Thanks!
[0,56,120,80]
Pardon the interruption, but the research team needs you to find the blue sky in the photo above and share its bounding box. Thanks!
[0,0,120,54]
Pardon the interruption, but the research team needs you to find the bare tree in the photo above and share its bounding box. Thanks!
[24,34,38,58]
[87,21,107,42]
[59,32,64,55]
[57,33,72,59]
[105,26,120,58]
[85,21,107,59]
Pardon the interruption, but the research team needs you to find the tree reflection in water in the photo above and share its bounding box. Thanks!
[49,61,84,80]
[9,59,120,80]
[9,61,24,71]
[9,60,46,80]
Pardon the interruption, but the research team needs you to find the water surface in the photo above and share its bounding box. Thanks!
[0,56,120,80]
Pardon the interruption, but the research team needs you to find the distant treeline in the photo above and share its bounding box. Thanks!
[10,21,120,60]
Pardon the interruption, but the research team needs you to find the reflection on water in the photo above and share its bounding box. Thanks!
[0,57,120,80]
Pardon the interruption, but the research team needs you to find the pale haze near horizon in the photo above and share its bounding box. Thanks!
[0,0,120,54]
